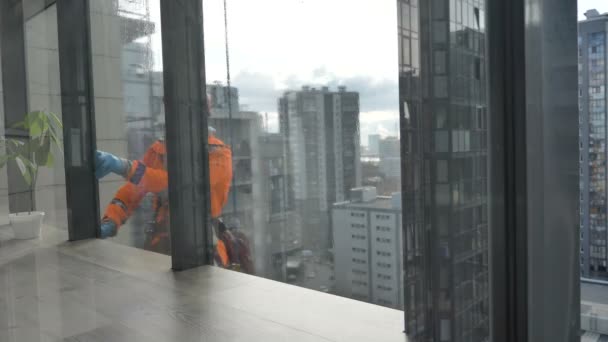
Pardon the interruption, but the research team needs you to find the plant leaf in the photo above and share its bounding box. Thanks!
[45,151,54,168]
[46,112,64,155]
[48,128,63,155]
[0,155,10,169]
[6,139,24,155]
[48,112,63,129]
[34,136,50,166]
[11,122,26,129]
[15,156,32,186]
[29,118,42,137]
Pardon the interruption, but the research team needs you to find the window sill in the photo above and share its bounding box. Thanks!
[0,225,407,342]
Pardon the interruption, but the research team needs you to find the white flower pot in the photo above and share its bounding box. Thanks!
[9,212,45,239]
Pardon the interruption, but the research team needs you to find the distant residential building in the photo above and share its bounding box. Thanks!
[579,9,608,280]
[208,87,266,274]
[378,137,401,180]
[121,42,164,161]
[332,187,404,309]
[368,134,381,155]
[208,82,240,116]
[258,133,303,280]
[278,86,361,249]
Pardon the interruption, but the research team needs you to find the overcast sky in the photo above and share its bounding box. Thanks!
[201,0,400,139]
[144,1,607,142]
[579,0,608,19]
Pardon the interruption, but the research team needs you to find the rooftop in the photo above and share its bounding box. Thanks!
[334,196,401,211]
[581,282,608,338]
[581,9,608,22]
[582,282,608,304]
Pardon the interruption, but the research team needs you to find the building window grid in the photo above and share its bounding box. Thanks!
[352,269,368,276]
[377,250,392,257]
[586,31,607,264]
[351,223,366,229]
[377,273,393,280]
[352,258,367,265]
[352,247,367,254]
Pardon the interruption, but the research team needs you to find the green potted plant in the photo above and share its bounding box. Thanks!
[0,110,62,239]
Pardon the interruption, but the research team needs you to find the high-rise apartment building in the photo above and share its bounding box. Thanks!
[332,187,404,309]
[259,133,303,280]
[398,0,489,341]
[208,82,240,117]
[379,136,401,180]
[278,86,361,249]
[580,9,608,280]
[207,84,269,274]
[369,134,381,155]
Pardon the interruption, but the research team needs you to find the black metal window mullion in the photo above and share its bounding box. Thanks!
[0,0,34,214]
[56,0,100,240]
[488,0,580,341]
[160,0,212,270]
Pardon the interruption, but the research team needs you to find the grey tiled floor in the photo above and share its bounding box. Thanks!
[0,225,407,342]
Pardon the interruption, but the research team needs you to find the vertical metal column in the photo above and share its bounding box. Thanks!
[524,0,580,340]
[56,0,100,240]
[0,0,34,213]
[487,0,527,340]
[160,0,212,270]
[488,0,580,341]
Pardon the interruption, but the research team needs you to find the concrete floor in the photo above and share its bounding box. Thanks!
[0,224,407,342]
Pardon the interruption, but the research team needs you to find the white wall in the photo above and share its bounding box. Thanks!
[25,5,68,229]
[332,207,371,301]
[89,1,128,216]
[369,211,401,307]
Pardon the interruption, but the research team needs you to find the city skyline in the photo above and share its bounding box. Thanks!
[201,0,399,143]
[137,0,608,148]
[202,0,397,92]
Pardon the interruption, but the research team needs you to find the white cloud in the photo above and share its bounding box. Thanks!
[579,0,608,19]
[359,111,399,124]
[203,0,398,85]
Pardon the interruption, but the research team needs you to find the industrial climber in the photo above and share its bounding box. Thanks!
[93,95,253,273]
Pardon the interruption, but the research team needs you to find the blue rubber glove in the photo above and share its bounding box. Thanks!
[100,220,117,238]
[95,150,129,179]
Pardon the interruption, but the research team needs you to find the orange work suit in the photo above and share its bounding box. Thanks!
[102,136,233,252]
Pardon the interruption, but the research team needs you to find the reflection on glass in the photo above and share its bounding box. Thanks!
[0,33,6,226]
[91,0,169,253]
[400,0,489,341]
[580,8,608,340]
[24,4,68,230]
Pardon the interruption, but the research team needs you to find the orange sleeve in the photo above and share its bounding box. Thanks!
[126,160,168,194]
[215,240,230,267]
[103,182,146,228]
[209,136,233,218]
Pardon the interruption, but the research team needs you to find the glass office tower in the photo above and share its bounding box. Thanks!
[579,10,608,280]
[399,0,489,341]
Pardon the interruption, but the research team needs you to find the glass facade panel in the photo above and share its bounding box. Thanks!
[24,4,68,230]
[203,0,403,310]
[90,0,169,253]
[580,16,608,280]
[0,23,8,224]
[0,2,586,342]
[0,1,68,233]
[400,0,489,340]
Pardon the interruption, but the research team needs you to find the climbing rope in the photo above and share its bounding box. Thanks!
[223,0,238,214]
